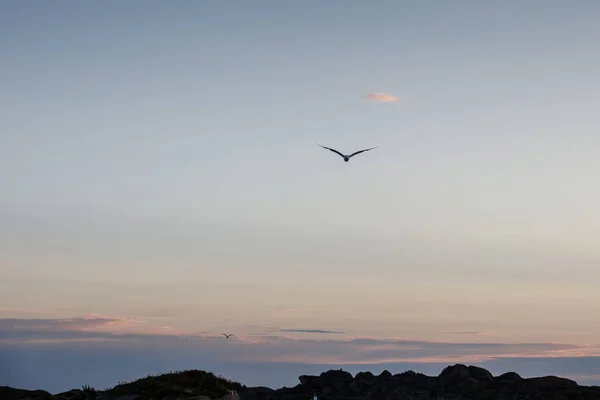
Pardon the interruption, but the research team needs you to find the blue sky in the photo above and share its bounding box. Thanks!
[1,0,600,392]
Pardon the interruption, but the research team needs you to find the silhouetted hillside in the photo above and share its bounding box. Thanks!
[3,364,600,400]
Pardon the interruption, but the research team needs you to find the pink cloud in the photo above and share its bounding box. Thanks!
[227,337,597,365]
[364,92,398,103]
[73,314,145,332]
[0,307,44,316]
[2,317,599,368]
[9,337,136,345]
[0,315,182,337]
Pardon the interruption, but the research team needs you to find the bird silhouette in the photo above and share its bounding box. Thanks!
[222,333,234,338]
[317,144,378,162]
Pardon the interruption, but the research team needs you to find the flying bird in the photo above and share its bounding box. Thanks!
[317,144,378,162]
[222,333,234,338]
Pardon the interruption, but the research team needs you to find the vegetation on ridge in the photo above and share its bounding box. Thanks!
[103,370,245,399]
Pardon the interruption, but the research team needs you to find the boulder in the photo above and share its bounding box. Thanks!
[495,372,522,382]
[0,387,52,400]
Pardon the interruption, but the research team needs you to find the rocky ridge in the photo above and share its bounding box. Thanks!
[3,364,600,400]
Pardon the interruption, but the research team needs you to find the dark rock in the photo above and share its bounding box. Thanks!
[353,372,376,394]
[392,371,431,388]
[6,365,600,400]
[238,387,274,400]
[274,365,600,400]
[98,396,140,400]
[319,370,353,383]
[439,364,470,381]
[466,365,493,382]
[377,371,391,379]
[0,386,52,400]
[52,389,100,400]
[495,372,522,382]
[298,376,318,387]
[524,376,578,390]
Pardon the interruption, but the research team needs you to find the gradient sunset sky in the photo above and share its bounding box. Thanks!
[2,0,600,393]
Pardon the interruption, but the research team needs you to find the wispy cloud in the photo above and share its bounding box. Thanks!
[1,317,598,365]
[0,315,182,340]
[2,318,600,392]
[364,92,398,102]
[238,337,599,365]
[279,329,344,334]
[152,310,177,319]
[0,316,142,332]
[0,307,44,316]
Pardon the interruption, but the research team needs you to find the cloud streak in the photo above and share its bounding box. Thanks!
[1,318,599,365]
[0,307,45,316]
[2,318,600,392]
[0,316,142,332]
[364,92,398,102]
[0,315,182,340]
[278,329,344,334]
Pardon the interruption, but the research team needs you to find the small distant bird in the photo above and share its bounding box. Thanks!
[222,333,234,338]
[317,144,378,162]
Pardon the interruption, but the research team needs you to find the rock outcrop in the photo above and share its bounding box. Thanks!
[3,364,600,400]
[241,364,600,400]
[1,386,53,400]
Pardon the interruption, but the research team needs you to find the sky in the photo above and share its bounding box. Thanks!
[1,0,600,393]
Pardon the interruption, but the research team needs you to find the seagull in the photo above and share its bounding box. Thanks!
[317,144,378,162]
[222,333,234,338]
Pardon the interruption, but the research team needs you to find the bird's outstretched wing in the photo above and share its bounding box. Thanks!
[317,144,345,158]
[349,146,378,158]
